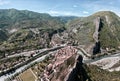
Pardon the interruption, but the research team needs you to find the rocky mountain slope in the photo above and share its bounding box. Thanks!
[51,11,120,54]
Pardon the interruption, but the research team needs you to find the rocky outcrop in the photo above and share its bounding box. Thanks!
[93,17,100,42]
[41,46,91,81]
[41,46,77,81]
[92,17,102,54]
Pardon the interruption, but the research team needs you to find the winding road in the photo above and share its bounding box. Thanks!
[0,45,65,81]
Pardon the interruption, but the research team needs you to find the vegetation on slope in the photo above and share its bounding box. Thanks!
[66,11,120,51]
[0,9,66,55]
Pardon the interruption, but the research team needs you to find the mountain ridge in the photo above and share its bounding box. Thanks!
[0,9,120,55]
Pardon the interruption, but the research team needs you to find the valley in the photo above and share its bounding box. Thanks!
[0,9,120,81]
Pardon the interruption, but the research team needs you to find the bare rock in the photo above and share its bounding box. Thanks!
[41,46,78,81]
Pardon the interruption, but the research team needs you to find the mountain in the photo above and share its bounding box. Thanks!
[0,9,64,29]
[0,9,65,56]
[0,9,120,81]
[52,11,120,54]
[56,16,78,23]
[0,9,120,55]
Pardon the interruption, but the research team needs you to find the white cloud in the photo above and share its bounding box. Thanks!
[73,5,78,8]
[47,10,80,16]
[0,0,10,5]
[81,1,120,17]
[83,11,89,14]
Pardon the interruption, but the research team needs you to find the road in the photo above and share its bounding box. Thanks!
[0,45,65,81]
[0,53,50,81]
[1,45,119,81]
[0,48,47,61]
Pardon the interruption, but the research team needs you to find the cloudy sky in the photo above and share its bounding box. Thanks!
[0,0,120,16]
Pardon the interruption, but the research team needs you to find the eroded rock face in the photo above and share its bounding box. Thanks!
[41,46,78,81]
[93,17,100,43]
[92,17,102,54]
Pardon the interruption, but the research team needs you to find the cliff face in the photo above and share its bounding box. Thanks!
[41,46,77,81]
[41,46,91,81]
[92,17,102,54]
